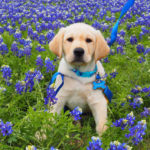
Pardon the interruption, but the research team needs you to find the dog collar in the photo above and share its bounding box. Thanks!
[71,65,97,78]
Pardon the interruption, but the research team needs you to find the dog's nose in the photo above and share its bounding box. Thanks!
[74,48,84,57]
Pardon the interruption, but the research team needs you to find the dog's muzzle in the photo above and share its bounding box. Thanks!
[73,47,84,62]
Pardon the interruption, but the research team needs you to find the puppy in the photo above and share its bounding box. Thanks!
[49,23,110,136]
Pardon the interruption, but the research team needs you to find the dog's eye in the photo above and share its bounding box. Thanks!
[67,37,73,42]
[86,38,92,43]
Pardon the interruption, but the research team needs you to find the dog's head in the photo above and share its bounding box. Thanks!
[49,23,110,65]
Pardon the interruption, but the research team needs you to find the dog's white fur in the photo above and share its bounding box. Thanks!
[49,23,110,135]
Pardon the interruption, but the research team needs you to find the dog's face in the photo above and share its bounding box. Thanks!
[49,23,110,65]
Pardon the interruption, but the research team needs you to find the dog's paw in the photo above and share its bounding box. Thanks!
[96,124,108,136]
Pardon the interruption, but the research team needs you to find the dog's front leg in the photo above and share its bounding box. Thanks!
[50,92,67,115]
[87,92,107,136]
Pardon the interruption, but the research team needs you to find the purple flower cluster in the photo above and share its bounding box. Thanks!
[36,55,44,69]
[15,69,43,94]
[87,137,103,150]
[141,107,150,118]
[131,85,150,97]
[112,112,135,130]
[108,141,132,150]
[45,57,55,73]
[44,87,58,105]
[110,69,118,79]
[125,120,147,145]
[129,96,143,109]
[70,106,82,121]
[0,65,12,86]
[0,119,13,136]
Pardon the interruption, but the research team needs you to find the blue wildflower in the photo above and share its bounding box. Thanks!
[125,120,147,145]
[110,69,118,79]
[15,81,26,95]
[44,87,58,105]
[45,57,55,73]
[36,45,46,52]
[36,55,44,69]
[131,85,142,94]
[130,35,137,45]
[50,147,58,150]
[0,42,9,55]
[129,96,143,109]
[11,41,19,55]
[87,136,103,150]
[70,106,82,121]
[137,56,146,63]
[1,65,12,86]
[136,44,145,54]
[141,107,150,118]
[112,112,135,130]
[108,141,132,150]
[0,119,13,136]
[24,69,43,92]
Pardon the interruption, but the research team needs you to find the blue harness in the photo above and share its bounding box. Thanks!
[48,0,135,104]
[49,65,113,103]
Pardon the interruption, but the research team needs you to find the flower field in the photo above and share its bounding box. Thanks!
[0,0,150,149]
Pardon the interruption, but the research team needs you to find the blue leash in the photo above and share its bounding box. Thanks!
[108,0,135,46]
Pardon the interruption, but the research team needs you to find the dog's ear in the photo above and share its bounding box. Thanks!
[49,28,65,58]
[95,30,110,61]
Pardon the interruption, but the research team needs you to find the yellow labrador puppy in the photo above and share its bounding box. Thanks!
[49,23,110,135]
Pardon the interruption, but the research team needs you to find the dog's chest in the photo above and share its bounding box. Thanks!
[60,76,93,111]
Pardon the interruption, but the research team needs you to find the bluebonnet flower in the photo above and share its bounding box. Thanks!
[108,141,132,150]
[46,31,55,42]
[11,41,18,55]
[36,55,44,69]
[129,96,143,109]
[0,87,6,93]
[36,45,46,52]
[119,30,126,37]
[0,26,4,34]
[14,30,22,39]
[1,65,12,86]
[137,56,145,63]
[15,81,26,94]
[131,85,142,94]
[116,45,124,54]
[103,57,110,63]
[125,120,147,145]
[0,119,13,136]
[110,69,118,79]
[112,112,135,130]
[70,106,82,121]
[25,145,37,150]
[44,87,58,105]
[136,44,145,54]
[141,107,150,118]
[142,86,150,97]
[24,69,43,92]
[50,147,58,150]
[45,57,55,73]
[130,35,137,45]
[24,45,32,57]
[117,37,126,46]
[16,69,43,94]
[0,42,9,55]
[0,35,3,43]
[87,136,103,150]
[20,23,27,31]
